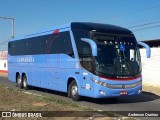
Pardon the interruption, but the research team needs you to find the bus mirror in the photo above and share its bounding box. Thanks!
[81,38,97,56]
[138,41,151,58]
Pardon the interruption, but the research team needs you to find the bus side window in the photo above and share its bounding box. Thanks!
[62,36,74,58]
[8,42,11,48]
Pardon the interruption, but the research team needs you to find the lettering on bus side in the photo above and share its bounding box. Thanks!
[17,56,34,63]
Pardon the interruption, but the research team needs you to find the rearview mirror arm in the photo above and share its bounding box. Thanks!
[138,41,151,58]
[81,38,97,56]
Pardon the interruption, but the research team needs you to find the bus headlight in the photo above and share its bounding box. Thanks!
[90,78,108,87]
[94,79,99,84]
[102,82,107,87]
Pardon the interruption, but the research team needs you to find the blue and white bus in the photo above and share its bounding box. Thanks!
[8,22,150,101]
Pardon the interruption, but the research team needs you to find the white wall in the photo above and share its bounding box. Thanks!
[140,48,160,87]
[0,51,7,71]
[0,60,7,71]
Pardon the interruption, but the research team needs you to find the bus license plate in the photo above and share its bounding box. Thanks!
[120,91,128,95]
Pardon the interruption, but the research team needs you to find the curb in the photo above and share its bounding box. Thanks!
[0,70,8,76]
[143,85,160,96]
[0,70,8,73]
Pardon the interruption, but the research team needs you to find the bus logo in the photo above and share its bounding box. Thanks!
[122,85,126,89]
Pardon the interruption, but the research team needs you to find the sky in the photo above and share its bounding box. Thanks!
[0,0,160,50]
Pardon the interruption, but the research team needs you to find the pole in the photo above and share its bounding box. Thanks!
[0,16,15,38]
[12,18,14,38]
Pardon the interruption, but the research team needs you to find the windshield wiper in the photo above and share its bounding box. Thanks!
[113,48,136,78]
[124,60,136,78]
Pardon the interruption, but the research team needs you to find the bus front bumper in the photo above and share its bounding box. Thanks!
[93,83,142,98]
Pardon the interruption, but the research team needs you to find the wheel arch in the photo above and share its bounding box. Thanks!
[67,76,82,95]
[67,77,75,91]
[16,72,20,82]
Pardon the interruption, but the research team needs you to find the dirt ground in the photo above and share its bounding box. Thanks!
[0,85,137,120]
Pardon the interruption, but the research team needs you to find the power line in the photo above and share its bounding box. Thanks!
[0,16,14,38]
[127,20,160,29]
[93,4,160,22]
[0,19,12,24]
[0,40,8,45]
[120,15,160,26]
[132,25,160,32]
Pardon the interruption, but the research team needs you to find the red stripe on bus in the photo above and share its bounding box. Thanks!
[100,76,142,81]
[52,29,59,34]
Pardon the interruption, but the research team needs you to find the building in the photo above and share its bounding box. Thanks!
[0,51,7,73]
[142,39,160,47]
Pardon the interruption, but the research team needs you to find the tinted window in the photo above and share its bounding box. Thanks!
[8,31,74,57]
[49,31,74,57]
[72,29,94,72]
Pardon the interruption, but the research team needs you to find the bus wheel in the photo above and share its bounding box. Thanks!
[70,80,81,101]
[22,75,29,90]
[16,74,23,88]
[68,84,71,98]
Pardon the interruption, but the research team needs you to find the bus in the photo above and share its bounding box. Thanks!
[8,22,150,101]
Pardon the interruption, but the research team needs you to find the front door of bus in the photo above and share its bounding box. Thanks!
[81,46,94,97]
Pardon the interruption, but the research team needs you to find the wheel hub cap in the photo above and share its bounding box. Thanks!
[71,86,78,97]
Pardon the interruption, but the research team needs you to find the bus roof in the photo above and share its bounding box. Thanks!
[10,22,132,41]
[10,23,71,41]
[71,22,132,34]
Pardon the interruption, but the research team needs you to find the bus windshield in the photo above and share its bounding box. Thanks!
[72,29,141,78]
[92,32,142,78]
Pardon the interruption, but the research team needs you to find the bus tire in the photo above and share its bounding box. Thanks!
[16,74,23,88]
[70,80,81,101]
[22,74,29,90]
[68,83,71,98]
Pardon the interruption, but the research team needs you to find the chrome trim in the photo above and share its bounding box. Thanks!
[91,77,142,89]
[106,81,142,89]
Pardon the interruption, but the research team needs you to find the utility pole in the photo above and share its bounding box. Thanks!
[0,16,14,38]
